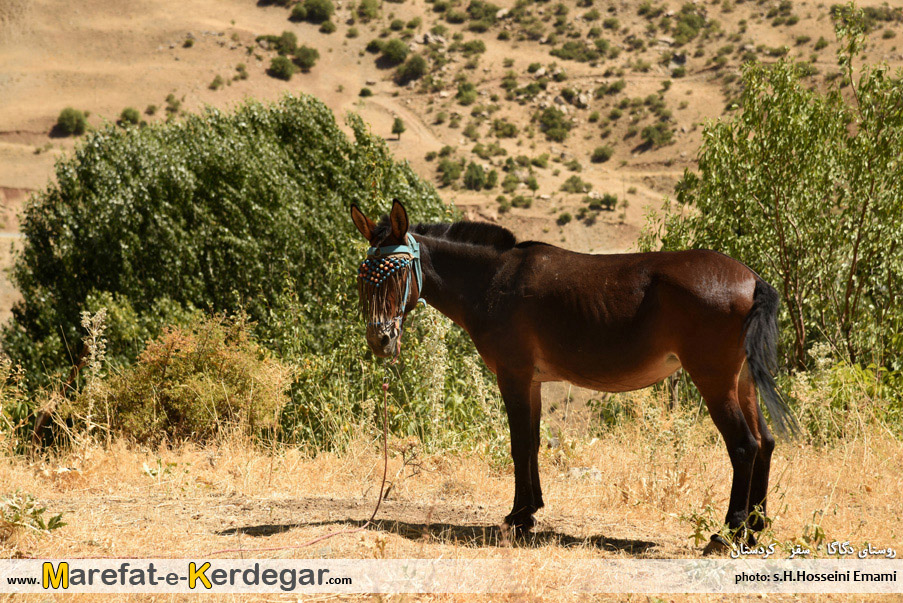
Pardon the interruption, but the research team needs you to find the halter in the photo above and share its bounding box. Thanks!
[358,233,424,327]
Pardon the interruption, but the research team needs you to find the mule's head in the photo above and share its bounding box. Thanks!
[350,200,422,358]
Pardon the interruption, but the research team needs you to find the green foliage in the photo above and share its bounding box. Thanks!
[640,122,674,148]
[357,0,380,21]
[437,157,464,185]
[257,31,298,55]
[381,38,409,65]
[319,21,337,34]
[295,45,320,71]
[119,107,140,126]
[391,117,406,138]
[536,106,572,141]
[640,8,903,371]
[55,108,87,136]
[550,41,601,63]
[395,54,428,83]
[560,175,591,193]
[463,162,486,190]
[268,55,297,79]
[591,145,613,163]
[0,491,65,536]
[302,0,334,23]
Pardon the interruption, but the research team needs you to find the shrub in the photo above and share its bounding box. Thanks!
[257,31,298,55]
[72,316,293,445]
[145,105,157,116]
[209,75,225,90]
[560,175,591,193]
[319,21,337,34]
[359,87,373,96]
[268,55,297,79]
[641,122,674,147]
[357,0,380,21]
[437,157,464,184]
[392,117,406,138]
[119,107,140,125]
[55,108,87,136]
[381,38,409,65]
[395,54,427,83]
[295,45,320,71]
[462,162,486,190]
[536,107,571,141]
[591,145,613,163]
[290,4,308,20]
[557,212,572,225]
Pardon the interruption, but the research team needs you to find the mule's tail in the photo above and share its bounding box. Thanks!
[744,278,799,437]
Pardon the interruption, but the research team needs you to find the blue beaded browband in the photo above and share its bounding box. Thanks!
[358,233,424,326]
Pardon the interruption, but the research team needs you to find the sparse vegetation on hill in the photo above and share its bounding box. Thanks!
[55,108,87,136]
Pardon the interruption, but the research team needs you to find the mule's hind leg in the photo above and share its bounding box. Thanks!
[497,371,541,533]
[683,362,759,546]
[738,366,776,534]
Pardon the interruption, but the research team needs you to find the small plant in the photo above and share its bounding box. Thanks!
[235,63,249,81]
[145,104,157,116]
[319,21,337,34]
[347,27,360,38]
[0,491,65,542]
[359,87,373,96]
[183,37,195,48]
[560,175,591,193]
[165,94,181,115]
[557,212,572,225]
[302,0,334,23]
[209,75,225,90]
[381,38,409,65]
[55,107,87,136]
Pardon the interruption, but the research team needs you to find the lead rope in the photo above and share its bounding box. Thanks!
[204,366,393,557]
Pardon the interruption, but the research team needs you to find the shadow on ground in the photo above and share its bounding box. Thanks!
[217,519,656,554]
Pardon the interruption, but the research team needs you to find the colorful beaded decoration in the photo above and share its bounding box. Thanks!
[357,256,412,288]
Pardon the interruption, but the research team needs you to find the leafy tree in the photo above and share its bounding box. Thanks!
[5,95,450,386]
[536,107,572,142]
[640,5,903,370]
[357,0,379,22]
[392,117,406,139]
[55,108,87,136]
[395,54,427,84]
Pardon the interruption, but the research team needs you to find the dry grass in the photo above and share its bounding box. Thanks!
[1,391,901,602]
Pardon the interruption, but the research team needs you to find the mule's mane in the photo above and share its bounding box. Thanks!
[373,216,520,251]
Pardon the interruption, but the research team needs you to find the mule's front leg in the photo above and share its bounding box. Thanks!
[498,372,540,534]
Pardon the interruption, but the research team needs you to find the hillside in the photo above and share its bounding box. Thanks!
[1,0,902,309]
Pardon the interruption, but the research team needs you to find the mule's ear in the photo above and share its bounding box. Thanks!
[350,204,376,242]
[389,199,409,240]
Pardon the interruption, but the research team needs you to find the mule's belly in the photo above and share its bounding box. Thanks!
[532,351,682,392]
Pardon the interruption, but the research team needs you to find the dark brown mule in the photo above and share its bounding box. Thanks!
[350,200,796,552]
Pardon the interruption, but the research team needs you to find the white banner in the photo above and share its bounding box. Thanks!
[1,559,900,594]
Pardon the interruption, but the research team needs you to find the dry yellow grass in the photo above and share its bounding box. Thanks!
[2,391,901,602]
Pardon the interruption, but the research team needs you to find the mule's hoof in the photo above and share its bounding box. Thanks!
[702,534,733,556]
[503,512,536,537]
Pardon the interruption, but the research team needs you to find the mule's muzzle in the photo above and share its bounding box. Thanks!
[366,320,402,358]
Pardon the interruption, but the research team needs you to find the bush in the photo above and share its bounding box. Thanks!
[359,87,373,96]
[395,54,427,83]
[557,212,572,225]
[591,145,613,163]
[560,175,591,193]
[295,45,320,71]
[319,21,336,34]
[72,316,293,445]
[55,108,87,136]
[257,31,298,55]
[640,122,673,148]
[381,38,409,65]
[268,55,297,79]
[357,0,380,21]
[302,0,334,23]
[462,162,486,190]
[290,4,308,20]
[119,107,140,126]
[437,157,464,185]
[536,107,572,141]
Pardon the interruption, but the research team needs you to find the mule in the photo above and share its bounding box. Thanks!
[350,200,796,552]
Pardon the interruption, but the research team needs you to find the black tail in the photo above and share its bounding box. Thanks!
[744,279,799,437]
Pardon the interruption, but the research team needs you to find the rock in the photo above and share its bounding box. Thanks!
[534,67,547,78]
[575,93,589,108]
[496,7,510,19]
[366,79,377,85]
[186,32,195,39]
[553,95,566,105]
[539,194,551,200]
[438,91,449,98]
[657,36,675,46]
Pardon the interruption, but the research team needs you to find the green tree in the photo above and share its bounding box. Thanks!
[392,117,406,139]
[462,162,486,190]
[395,54,427,83]
[268,55,296,80]
[640,5,903,370]
[381,39,409,65]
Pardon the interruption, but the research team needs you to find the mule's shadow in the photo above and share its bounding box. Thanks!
[217,518,655,554]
